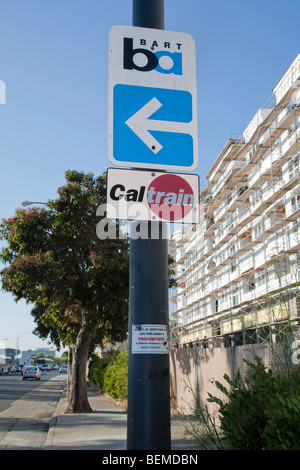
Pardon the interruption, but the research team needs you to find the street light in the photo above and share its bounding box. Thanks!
[21,200,48,207]
[16,332,32,363]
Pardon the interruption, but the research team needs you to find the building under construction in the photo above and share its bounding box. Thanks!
[170,53,300,350]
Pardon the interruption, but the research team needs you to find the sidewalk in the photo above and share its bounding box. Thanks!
[45,382,198,451]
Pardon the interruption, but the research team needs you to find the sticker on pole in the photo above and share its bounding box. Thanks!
[132,324,169,354]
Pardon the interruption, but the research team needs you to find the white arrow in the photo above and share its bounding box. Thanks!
[125,97,191,154]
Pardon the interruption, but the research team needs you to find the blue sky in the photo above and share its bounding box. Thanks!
[0,0,299,353]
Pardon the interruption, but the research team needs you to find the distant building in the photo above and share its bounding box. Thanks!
[20,348,56,363]
[0,348,19,357]
[170,53,300,349]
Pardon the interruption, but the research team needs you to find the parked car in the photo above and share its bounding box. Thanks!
[9,365,16,373]
[22,366,41,381]
[15,365,22,373]
[40,364,50,371]
[59,365,68,373]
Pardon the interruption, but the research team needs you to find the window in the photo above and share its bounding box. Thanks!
[229,244,236,256]
[257,326,270,342]
[227,213,235,232]
[290,118,299,134]
[257,270,266,286]
[251,190,262,207]
[291,194,300,212]
[287,100,295,114]
[233,332,243,346]
[217,223,225,238]
[231,259,237,272]
[207,260,216,271]
[245,329,256,345]
[227,192,233,205]
[201,301,208,317]
[222,291,228,304]
[254,223,263,239]
[232,285,239,306]
[238,185,249,197]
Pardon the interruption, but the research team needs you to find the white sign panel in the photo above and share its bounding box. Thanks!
[108,25,198,172]
[132,324,169,354]
[106,167,199,223]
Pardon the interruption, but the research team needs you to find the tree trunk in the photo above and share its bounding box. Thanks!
[65,320,94,413]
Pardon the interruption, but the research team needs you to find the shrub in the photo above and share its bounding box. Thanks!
[102,349,128,400]
[88,354,112,391]
[207,356,300,450]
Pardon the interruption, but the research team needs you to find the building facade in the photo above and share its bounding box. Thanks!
[20,347,56,363]
[170,54,300,349]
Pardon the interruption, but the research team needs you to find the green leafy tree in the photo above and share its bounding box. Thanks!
[0,170,129,412]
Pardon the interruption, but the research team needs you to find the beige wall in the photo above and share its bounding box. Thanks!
[169,343,285,416]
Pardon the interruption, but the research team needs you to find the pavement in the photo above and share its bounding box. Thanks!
[44,380,198,451]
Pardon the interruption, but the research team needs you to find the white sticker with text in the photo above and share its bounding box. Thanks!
[132,324,169,354]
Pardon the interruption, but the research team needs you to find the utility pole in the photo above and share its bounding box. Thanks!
[126,0,171,451]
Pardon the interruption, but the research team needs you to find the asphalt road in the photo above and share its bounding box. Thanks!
[0,370,66,449]
[0,370,50,412]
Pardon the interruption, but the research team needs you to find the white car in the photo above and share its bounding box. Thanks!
[22,366,41,381]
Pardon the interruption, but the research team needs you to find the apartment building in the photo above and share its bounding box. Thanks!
[170,53,300,349]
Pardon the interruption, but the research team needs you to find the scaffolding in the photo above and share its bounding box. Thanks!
[170,53,300,350]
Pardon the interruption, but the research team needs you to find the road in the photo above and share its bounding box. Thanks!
[0,370,66,450]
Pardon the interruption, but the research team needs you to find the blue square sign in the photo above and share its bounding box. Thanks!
[113,84,194,169]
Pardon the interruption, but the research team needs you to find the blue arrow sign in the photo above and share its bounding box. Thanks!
[112,84,195,170]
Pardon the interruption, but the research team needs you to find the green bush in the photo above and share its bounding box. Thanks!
[102,349,128,400]
[207,356,300,450]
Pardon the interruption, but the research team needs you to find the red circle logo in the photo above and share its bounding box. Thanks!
[147,174,195,221]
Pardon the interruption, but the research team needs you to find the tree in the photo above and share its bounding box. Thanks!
[0,170,129,412]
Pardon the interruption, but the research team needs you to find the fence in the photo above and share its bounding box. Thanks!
[169,342,289,417]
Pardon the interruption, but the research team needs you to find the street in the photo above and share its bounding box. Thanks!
[0,370,66,450]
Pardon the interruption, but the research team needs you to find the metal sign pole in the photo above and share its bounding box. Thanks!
[127,0,171,451]
[132,0,164,29]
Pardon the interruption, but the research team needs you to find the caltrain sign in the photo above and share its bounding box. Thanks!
[108,25,198,172]
[106,168,199,223]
